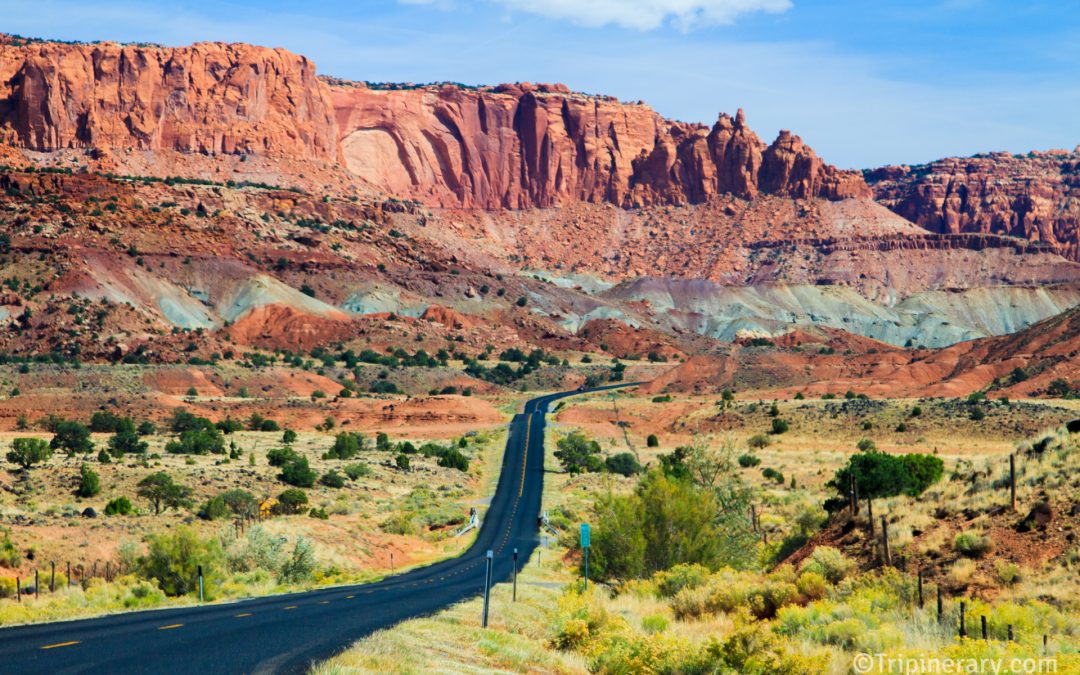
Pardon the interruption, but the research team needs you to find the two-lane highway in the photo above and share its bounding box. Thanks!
[0,383,635,674]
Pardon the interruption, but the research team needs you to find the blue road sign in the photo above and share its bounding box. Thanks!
[580,523,590,548]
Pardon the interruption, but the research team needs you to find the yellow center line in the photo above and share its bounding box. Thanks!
[158,624,184,630]
[283,606,297,610]
[40,641,80,650]
[235,613,252,617]
[519,414,531,497]
[319,600,330,604]
[345,595,355,599]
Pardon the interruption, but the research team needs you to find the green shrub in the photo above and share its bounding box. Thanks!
[800,546,854,583]
[199,495,231,520]
[747,434,771,449]
[762,467,785,484]
[282,429,298,444]
[437,448,469,472]
[104,496,134,516]
[275,488,308,515]
[109,428,148,456]
[737,453,761,468]
[279,538,316,583]
[280,457,317,487]
[655,563,711,598]
[646,434,659,448]
[320,471,346,488]
[954,531,993,558]
[344,463,371,480]
[139,526,224,597]
[324,432,363,460]
[76,464,101,497]
[605,452,643,476]
[396,454,410,471]
[267,446,299,467]
[165,427,225,455]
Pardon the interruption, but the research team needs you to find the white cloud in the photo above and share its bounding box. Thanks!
[462,0,792,30]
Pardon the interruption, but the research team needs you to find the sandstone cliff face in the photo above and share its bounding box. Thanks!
[0,40,337,160]
[0,38,868,210]
[331,82,870,208]
[868,150,1080,261]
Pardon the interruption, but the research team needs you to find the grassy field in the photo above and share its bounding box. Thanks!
[314,389,1080,673]
[0,414,513,626]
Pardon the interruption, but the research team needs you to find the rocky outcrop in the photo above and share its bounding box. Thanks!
[0,40,337,160]
[331,82,870,209]
[868,150,1080,261]
[0,38,869,209]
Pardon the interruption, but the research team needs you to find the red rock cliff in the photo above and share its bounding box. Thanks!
[0,40,338,160]
[330,81,869,208]
[868,150,1080,261]
[0,38,868,209]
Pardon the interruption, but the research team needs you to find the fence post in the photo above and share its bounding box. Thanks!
[881,516,891,566]
[1044,635,1048,656]
[982,615,988,641]
[867,497,874,536]
[1009,453,1017,511]
[512,548,518,602]
[917,569,924,609]
[750,504,758,532]
[852,474,860,514]
[16,577,20,602]
[959,601,966,638]
[66,562,71,587]
[34,570,39,600]
[50,561,55,593]
[937,586,943,623]
[481,550,493,628]
[1007,625,1014,642]
[93,560,98,578]
[198,565,204,603]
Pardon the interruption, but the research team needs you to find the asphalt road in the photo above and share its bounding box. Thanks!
[0,383,635,674]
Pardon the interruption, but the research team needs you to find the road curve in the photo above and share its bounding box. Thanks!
[0,383,636,674]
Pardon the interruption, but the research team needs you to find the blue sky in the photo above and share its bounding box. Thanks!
[3,0,1078,168]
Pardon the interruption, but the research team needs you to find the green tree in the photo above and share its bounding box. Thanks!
[51,420,94,454]
[137,472,193,515]
[165,427,225,455]
[282,429,298,445]
[109,428,148,457]
[6,437,51,470]
[275,488,308,514]
[76,464,101,497]
[324,432,363,460]
[770,418,789,435]
[646,434,659,448]
[554,431,603,474]
[395,453,411,471]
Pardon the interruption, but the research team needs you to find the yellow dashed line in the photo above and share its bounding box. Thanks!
[283,606,297,610]
[158,624,184,630]
[235,613,252,617]
[40,641,80,650]
[345,595,355,599]
[319,600,330,604]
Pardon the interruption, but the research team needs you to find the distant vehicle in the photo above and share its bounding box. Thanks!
[577,383,586,391]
